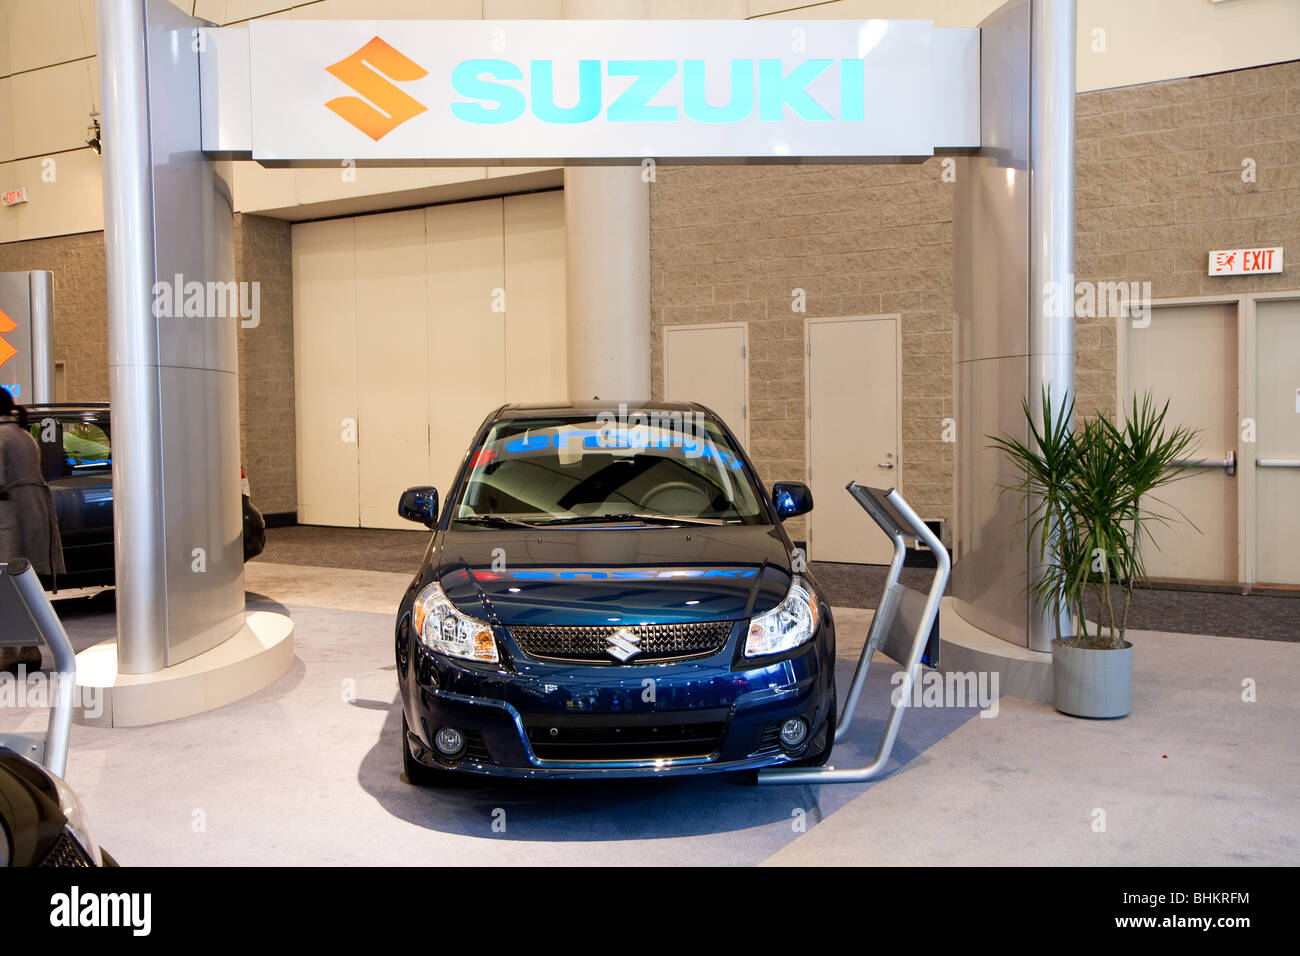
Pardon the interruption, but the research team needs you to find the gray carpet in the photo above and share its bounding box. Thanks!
[254,527,1298,642]
[811,561,1298,643]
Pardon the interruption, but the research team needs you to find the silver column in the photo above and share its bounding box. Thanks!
[1027,0,1077,647]
[564,165,651,402]
[28,272,55,403]
[952,0,1074,651]
[98,0,244,674]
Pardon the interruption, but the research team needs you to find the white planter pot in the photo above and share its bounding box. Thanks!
[1051,638,1133,718]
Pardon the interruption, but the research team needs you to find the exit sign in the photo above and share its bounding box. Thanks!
[1,187,27,206]
[1208,246,1283,276]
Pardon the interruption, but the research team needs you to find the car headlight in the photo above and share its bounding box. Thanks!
[49,771,103,867]
[744,576,819,658]
[412,581,499,663]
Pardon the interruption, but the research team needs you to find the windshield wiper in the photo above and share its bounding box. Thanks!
[532,513,725,527]
[454,515,538,529]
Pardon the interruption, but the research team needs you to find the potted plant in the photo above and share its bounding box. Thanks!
[991,389,1198,717]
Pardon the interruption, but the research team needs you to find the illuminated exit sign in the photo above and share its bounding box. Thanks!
[1,187,27,206]
[1208,246,1283,276]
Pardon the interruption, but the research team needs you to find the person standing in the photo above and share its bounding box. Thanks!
[0,389,65,672]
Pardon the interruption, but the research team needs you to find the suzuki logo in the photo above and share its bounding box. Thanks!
[0,308,16,370]
[325,37,428,141]
[605,628,642,662]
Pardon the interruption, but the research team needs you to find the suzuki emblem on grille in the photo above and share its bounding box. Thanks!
[605,628,642,662]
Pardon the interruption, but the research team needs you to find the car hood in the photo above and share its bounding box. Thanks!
[433,523,794,627]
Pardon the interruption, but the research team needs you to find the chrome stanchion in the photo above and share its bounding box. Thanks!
[0,559,77,778]
[757,482,949,785]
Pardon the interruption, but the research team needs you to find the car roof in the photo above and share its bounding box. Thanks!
[23,403,109,416]
[495,400,709,421]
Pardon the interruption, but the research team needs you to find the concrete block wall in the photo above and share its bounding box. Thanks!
[0,229,109,401]
[1073,59,1300,418]
[649,160,955,539]
[0,214,298,516]
[234,213,297,516]
[651,59,1300,536]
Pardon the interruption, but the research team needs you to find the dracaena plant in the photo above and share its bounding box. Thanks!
[990,389,1199,649]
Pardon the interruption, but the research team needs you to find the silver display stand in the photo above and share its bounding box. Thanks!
[758,482,950,785]
[0,559,76,777]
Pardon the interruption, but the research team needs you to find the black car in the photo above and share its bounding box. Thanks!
[0,746,113,867]
[394,401,837,783]
[22,403,265,590]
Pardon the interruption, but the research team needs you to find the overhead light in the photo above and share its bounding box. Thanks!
[86,115,101,156]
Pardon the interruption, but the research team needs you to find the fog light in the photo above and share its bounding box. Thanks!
[779,718,808,748]
[434,727,465,756]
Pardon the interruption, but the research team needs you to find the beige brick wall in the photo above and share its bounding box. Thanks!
[649,160,956,538]
[235,213,297,515]
[651,58,1300,537]
[0,230,109,402]
[0,215,298,515]
[1074,58,1300,417]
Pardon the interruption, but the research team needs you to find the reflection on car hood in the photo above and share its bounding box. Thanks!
[433,524,794,627]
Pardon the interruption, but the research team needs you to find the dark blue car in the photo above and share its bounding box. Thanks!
[394,402,836,782]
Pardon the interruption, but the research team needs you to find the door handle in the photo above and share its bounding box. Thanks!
[1171,449,1235,477]
[877,452,894,470]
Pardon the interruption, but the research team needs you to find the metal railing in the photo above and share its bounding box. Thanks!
[0,558,76,778]
[757,481,950,785]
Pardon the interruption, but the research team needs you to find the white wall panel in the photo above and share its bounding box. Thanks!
[292,193,563,526]
[426,198,506,497]
[9,58,99,158]
[5,0,96,75]
[292,216,359,526]
[355,208,429,529]
[504,191,566,404]
[0,148,104,243]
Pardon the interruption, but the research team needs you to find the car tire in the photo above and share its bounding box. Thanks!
[401,713,451,787]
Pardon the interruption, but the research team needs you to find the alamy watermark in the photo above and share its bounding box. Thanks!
[151,273,261,328]
[1043,276,1153,326]
[0,666,103,720]
[595,402,712,458]
[891,668,1000,717]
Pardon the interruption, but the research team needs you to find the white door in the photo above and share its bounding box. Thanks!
[807,316,899,564]
[356,209,428,530]
[293,217,359,527]
[294,194,567,528]
[426,199,506,497]
[1254,298,1300,586]
[504,191,567,404]
[1124,302,1238,583]
[663,324,748,444]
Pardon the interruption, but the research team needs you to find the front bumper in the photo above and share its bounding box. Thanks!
[399,621,835,780]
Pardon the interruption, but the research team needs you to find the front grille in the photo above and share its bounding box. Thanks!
[509,620,734,663]
[751,721,784,757]
[39,831,92,867]
[525,711,727,762]
[462,730,492,764]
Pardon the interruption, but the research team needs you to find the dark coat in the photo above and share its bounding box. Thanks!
[0,420,66,579]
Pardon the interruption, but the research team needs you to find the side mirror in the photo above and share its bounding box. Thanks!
[398,486,439,528]
[772,482,813,521]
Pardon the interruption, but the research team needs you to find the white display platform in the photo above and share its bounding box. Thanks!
[938,598,1054,702]
[73,611,294,728]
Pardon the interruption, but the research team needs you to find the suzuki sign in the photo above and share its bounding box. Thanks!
[203,19,980,163]
[0,271,54,404]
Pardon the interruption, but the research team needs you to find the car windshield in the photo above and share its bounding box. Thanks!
[452,414,767,526]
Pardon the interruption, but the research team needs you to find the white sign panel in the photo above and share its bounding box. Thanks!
[243,19,979,163]
[1208,246,1283,276]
